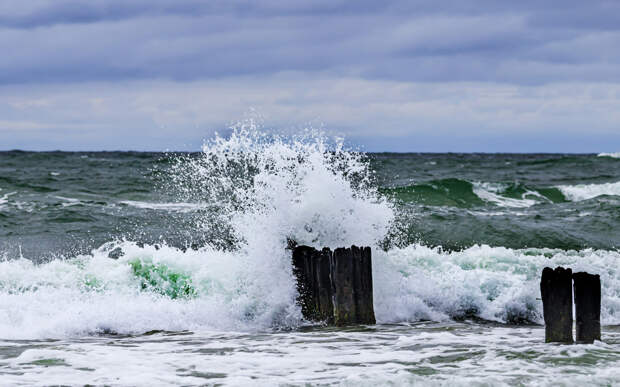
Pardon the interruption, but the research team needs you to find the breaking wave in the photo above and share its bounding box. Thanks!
[598,152,620,159]
[2,241,619,339]
[380,179,564,208]
[1,122,619,339]
[557,181,620,201]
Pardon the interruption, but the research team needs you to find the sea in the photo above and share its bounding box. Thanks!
[1,125,619,386]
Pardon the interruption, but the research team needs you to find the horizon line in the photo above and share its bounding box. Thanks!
[0,149,607,155]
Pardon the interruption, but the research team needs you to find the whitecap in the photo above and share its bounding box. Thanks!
[557,181,620,201]
[1,242,619,339]
[119,200,208,213]
[472,182,538,208]
[597,152,620,158]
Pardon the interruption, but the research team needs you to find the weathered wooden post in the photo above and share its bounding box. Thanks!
[352,246,375,324]
[291,245,320,321]
[291,245,375,326]
[316,248,335,323]
[331,247,357,325]
[540,267,573,343]
[573,272,601,343]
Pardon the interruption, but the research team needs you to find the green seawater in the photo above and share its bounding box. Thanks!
[1,151,619,260]
[129,258,196,299]
[1,150,619,386]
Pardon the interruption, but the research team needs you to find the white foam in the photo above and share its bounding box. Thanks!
[2,325,619,386]
[374,245,620,325]
[558,181,620,201]
[0,122,395,339]
[52,195,83,208]
[119,200,208,212]
[598,152,620,158]
[0,241,300,339]
[472,182,539,208]
[1,124,619,340]
[0,191,16,210]
[1,241,619,339]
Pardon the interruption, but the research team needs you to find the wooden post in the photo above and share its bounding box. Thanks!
[573,272,601,343]
[291,245,375,326]
[316,248,335,323]
[331,247,357,325]
[540,267,573,343]
[291,245,320,321]
[352,246,375,324]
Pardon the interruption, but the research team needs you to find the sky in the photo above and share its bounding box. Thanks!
[1,0,619,152]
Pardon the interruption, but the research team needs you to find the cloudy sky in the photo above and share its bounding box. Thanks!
[1,0,619,152]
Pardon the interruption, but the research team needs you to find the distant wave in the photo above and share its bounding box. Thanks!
[472,182,541,208]
[557,181,620,201]
[598,152,620,159]
[119,200,208,212]
[381,179,561,208]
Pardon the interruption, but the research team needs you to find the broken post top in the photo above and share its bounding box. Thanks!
[541,266,572,282]
[540,266,573,344]
[291,244,375,326]
[292,244,370,251]
[573,271,601,343]
[573,271,600,284]
[540,266,602,344]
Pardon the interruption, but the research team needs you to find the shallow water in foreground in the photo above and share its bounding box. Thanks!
[2,323,619,386]
[1,128,619,385]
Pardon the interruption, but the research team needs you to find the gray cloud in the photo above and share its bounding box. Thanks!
[1,1,619,152]
[0,1,619,85]
[2,78,619,151]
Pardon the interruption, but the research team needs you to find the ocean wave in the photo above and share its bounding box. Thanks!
[557,181,620,201]
[119,200,208,212]
[471,182,541,208]
[598,152,620,159]
[1,241,618,339]
[381,179,559,208]
[375,245,619,325]
[380,179,483,208]
[1,125,618,340]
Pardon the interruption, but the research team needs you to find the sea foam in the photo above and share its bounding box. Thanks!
[1,124,619,339]
[598,152,620,159]
[557,181,620,201]
[1,241,619,339]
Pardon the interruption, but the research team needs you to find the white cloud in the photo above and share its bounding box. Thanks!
[1,75,619,151]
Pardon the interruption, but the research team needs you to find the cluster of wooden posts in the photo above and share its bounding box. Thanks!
[291,245,375,325]
[540,266,601,344]
[291,246,602,343]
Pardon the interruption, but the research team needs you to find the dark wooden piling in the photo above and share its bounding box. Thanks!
[331,247,357,325]
[573,272,601,343]
[352,246,375,324]
[291,245,319,321]
[540,267,573,343]
[316,248,335,323]
[291,245,375,326]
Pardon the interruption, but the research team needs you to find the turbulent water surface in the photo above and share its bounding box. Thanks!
[1,127,619,385]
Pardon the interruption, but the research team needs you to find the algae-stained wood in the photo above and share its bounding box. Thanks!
[331,247,357,326]
[291,245,321,321]
[316,248,334,323]
[291,244,376,326]
[351,245,375,324]
[540,266,573,343]
[573,272,601,343]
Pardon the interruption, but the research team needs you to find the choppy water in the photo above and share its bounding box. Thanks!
[2,324,619,386]
[1,125,619,385]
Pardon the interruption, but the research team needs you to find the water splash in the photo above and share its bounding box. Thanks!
[598,152,620,159]
[165,119,394,250]
[558,181,620,201]
[1,123,620,339]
